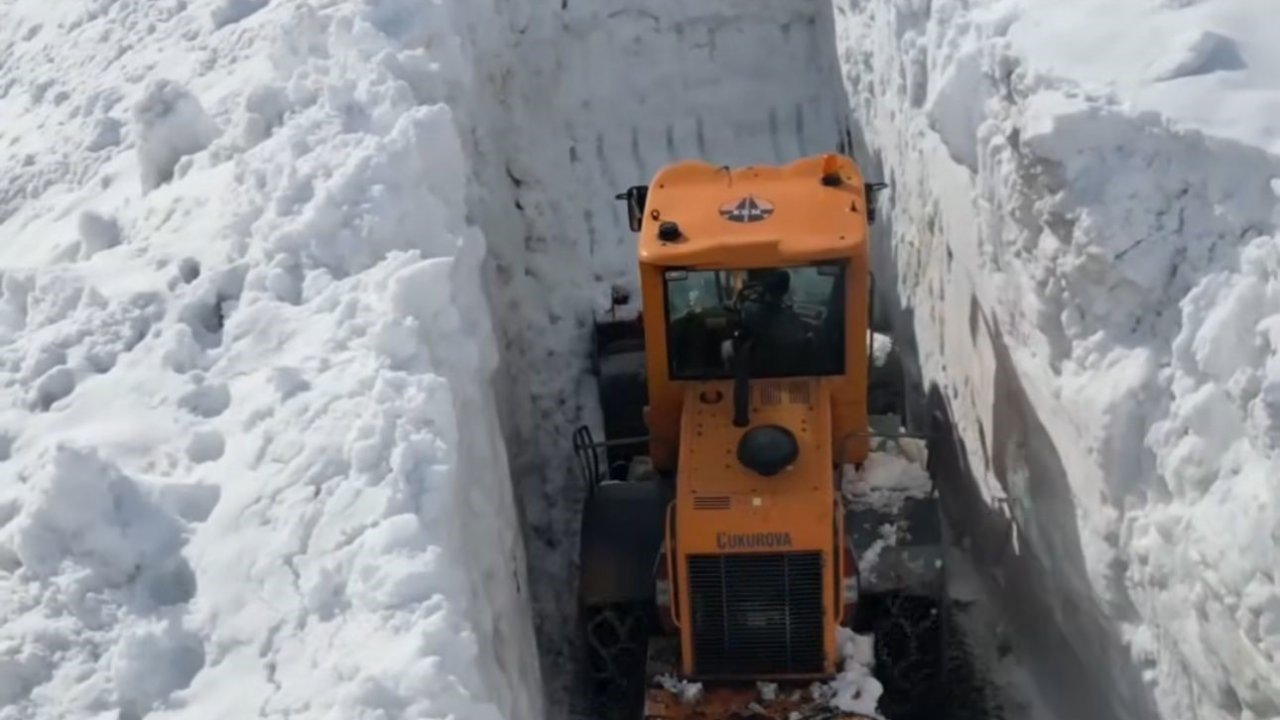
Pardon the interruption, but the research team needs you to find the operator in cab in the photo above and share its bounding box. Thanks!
[665,264,843,381]
[734,268,812,377]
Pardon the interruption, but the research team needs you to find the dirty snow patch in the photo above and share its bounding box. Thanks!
[815,628,884,717]
[655,674,704,705]
[843,447,935,514]
[871,332,894,367]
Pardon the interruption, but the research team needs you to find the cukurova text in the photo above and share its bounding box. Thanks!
[715,532,794,550]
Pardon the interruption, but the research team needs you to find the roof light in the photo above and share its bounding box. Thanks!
[820,154,843,187]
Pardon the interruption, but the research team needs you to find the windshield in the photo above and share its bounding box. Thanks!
[663,263,846,380]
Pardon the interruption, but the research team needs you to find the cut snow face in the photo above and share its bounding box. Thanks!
[0,2,541,720]
[834,0,1280,718]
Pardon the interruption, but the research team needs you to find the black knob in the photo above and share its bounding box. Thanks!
[737,425,800,477]
[658,221,682,242]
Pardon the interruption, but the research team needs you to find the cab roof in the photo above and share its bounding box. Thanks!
[636,154,870,268]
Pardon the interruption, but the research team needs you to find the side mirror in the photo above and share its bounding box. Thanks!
[614,185,649,232]
[866,182,887,224]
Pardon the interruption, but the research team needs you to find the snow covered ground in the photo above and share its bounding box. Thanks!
[0,1,541,718]
[833,0,1280,718]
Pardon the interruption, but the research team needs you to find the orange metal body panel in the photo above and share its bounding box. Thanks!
[636,156,870,268]
[670,379,839,677]
[637,155,871,472]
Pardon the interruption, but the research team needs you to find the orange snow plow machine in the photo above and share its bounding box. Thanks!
[573,154,951,720]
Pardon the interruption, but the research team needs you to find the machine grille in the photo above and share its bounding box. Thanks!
[692,496,732,510]
[758,384,783,406]
[755,383,810,406]
[687,552,825,676]
[786,380,811,405]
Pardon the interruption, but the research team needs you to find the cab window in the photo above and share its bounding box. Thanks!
[663,263,846,380]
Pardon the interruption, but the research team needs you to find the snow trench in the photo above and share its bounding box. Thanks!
[446,1,857,714]
[461,1,1280,719]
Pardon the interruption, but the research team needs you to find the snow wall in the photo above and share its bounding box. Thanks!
[0,2,542,718]
[832,2,1280,719]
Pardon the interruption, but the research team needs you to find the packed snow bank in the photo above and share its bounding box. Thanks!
[833,1,1280,718]
[0,2,541,718]
[999,0,1280,157]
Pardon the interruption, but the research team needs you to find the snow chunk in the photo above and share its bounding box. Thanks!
[241,84,290,146]
[211,0,269,30]
[133,79,218,192]
[843,448,934,514]
[871,331,894,367]
[162,324,205,374]
[858,522,902,580]
[348,515,449,611]
[1146,29,1244,82]
[85,116,122,152]
[112,617,206,717]
[655,674,704,705]
[185,428,225,463]
[30,365,75,411]
[3,446,186,588]
[178,381,231,418]
[77,210,121,258]
[813,627,883,716]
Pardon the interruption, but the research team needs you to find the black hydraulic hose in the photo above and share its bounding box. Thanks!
[732,332,751,428]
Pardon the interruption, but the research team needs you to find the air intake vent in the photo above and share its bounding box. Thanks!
[693,496,731,510]
[786,381,811,405]
[756,383,810,406]
[758,385,783,406]
[687,552,825,676]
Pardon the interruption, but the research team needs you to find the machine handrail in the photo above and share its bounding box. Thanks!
[572,425,675,497]
[664,501,682,629]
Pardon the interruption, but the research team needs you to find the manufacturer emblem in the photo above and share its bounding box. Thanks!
[719,195,775,223]
[716,532,794,550]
